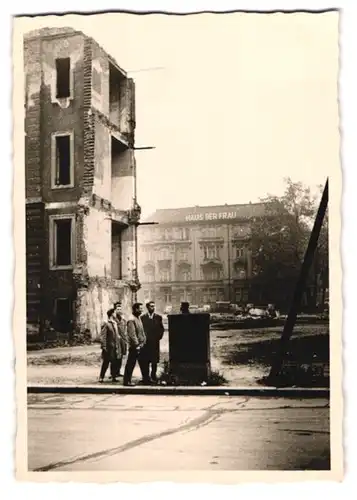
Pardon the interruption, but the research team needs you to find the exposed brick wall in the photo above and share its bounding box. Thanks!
[91,40,110,116]
[26,202,45,329]
[40,34,85,203]
[82,37,95,196]
[41,206,76,331]
[24,38,42,199]
[127,78,136,146]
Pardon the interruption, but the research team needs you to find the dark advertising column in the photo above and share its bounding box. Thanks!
[168,312,211,384]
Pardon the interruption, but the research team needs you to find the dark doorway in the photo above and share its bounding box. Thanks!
[54,298,73,333]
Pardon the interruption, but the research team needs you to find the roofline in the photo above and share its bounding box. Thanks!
[89,37,127,78]
[148,202,266,213]
[24,27,83,41]
[140,202,274,225]
[139,220,255,228]
[23,26,128,78]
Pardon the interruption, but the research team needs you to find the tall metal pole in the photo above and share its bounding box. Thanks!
[130,145,155,304]
[227,223,231,302]
[268,178,329,381]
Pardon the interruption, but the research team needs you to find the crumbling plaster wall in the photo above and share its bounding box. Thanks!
[84,206,111,279]
[111,148,135,211]
[93,120,111,201]
[76,280,132,340]
[76,205,135,339]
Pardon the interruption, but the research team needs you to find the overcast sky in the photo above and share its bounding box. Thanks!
[17,11,340,217]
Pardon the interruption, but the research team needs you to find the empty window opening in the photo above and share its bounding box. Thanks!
[55,135,71,186]
[109,63,125,126]
[111,136,130,209]
[92,66,102,95]
[111,222,123,280]
[56,58,71,99]
[111,136,127,173]
[53,218,72,267]
[54,298,73,333]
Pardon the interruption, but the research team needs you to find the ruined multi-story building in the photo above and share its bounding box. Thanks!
[25,27,141,341]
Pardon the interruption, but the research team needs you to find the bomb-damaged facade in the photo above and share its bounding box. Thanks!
[25,27,141,341]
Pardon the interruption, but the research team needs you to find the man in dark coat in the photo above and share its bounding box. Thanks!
[113,301,127,377]
[141,301,165,383]
[123,302,149,386]
[99,308,123,383]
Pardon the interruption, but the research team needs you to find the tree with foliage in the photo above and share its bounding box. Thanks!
[249,178,328,311]
[312,207,329,310]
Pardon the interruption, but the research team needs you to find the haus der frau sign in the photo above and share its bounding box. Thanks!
[185,211,238,222]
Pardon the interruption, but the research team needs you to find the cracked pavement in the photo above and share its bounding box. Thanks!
[27,394,330,471]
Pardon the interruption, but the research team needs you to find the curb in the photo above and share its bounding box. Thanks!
[27,384,330,398]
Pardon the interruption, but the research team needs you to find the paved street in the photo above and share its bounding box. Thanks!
[27,394,330,471]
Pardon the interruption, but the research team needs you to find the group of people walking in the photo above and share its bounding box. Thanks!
[99,300,165,386]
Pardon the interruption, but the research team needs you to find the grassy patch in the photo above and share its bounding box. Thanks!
[223,333,329,367]
[220,331,330,388]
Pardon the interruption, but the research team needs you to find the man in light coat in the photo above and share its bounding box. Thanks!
[123,302,149,386]
[113,301,127,378]
[99,308,123,383]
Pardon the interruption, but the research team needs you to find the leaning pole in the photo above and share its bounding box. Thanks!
[268,178,329,383]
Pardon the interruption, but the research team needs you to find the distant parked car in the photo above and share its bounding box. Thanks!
[248,307,269,318]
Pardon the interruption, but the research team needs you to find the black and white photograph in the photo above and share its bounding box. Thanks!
[13,8,342,480]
